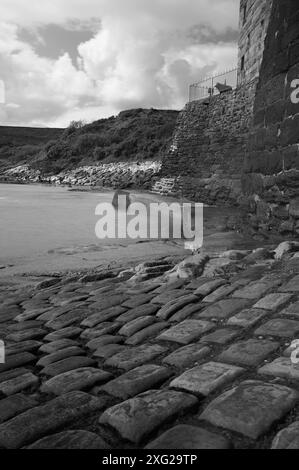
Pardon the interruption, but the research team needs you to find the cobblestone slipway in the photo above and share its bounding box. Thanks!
[1,243,299,449]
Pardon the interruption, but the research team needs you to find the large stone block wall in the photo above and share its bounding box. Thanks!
[238,0,273,85]
[160,80,257,205]
[242,0,299,237]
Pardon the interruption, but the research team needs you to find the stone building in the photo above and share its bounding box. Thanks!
[158,0,299,238]
[238,0,272,85]
[159,0,272,205]
[242,0,299,237]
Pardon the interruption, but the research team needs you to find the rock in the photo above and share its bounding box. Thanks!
[6,328,47,343]
[36,346,84,368]
[116,304,159,323]
[232,280,275,299]
[151,290,188,305]
[221,250,251,260]
[197,299,250,320]
[259,357,299,381]
[99,364,172,399]
[156,295,199,321]
[200,380,298,439]
[162,344,210,369]
[201,328,240,345]
[0,391,109,449]
[105,344,167,371]
[0,372,39,396]
[272,422,299,449]
[194,279,226,297]
[165,254,210,280]
[41,367,112,395]
[99,389,198,444]
[86,335,123,351]
[119,317,155,337]
[39,339,79,354]
[219,339,280,367]
[146,425,231,449]
[27,430,110,449]
[0,394,38,424]
[170,362,243,396]
[274,241,299,260]
[6,341,42,356]
[0,353,36,373]
[125,322,168,346]
[42,356,95,377]
[46,310,86,331]
[157,320,214,345]
[93,344,126,360]
[253,293,293,311]
[81,306,126,328]
[228,309,268,328]
[80,322,120,340]
[254,319,299,338]
[122,293,156,309]
[44,327,82,342]
[280,275,299,293]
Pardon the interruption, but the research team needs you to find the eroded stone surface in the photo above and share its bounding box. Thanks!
[100,364,172,399]
[0,372,39,396]
[219,339,280,367]
[27,430,110,449]
[200,328,239,345]
[41,367,112,395]
[162,344,210,369]
[254,319,299,338]
[146,425,231,449]
[42,356,95,377]
[201,381,298,439]
[253,294,293,311]
[105,345,167,371]
[157,320,214,345]
[0,391,109,449]
[272,422,299,449]
[197,299,250,320]
[227,309,268,328]
[0,394,38,424]
[259,357,299,381]
[99,389,198,444]
[170,362,243,396]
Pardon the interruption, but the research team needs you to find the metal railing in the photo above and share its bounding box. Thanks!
[189,68,238,102]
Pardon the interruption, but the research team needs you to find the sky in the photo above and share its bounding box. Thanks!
[0,0,240,128]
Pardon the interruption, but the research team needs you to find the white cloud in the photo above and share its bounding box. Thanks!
[0,0,239,127]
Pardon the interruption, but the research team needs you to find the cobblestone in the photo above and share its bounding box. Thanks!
[259,357,299,381]
[254,319,299,338]
[105,344,167,371]
[100,365,172,399]
[99,389,198,444]
[170,362,243,396]
[0,391,109,449]
[157,320,214,345]
[146,425,231,449]
[197,299,250,320]
[200,381,298,439]
[162,344,210,369]
[219,339,280,367]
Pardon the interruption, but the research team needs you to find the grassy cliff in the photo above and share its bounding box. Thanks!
[0,108,178,174]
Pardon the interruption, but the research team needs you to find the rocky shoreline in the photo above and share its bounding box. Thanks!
[0,240,299,449]
[0,161,162,191]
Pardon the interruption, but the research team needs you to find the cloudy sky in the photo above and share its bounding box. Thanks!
[0,0,239,128]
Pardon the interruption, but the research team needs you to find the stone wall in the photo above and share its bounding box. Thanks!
[242,0,299,237]
[160,80,257,205]
[238,0,273,85]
